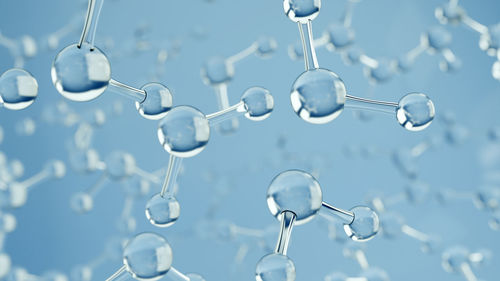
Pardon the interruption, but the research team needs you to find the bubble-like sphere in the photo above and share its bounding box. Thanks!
[283,0,321,24]
[360,267,390,281]
[422,26,452,52]
[397,55,414,73]
[290,68,346,124]
[70,192,93,214]
[104,151,136,180]
[4,183,27,208]
[267,170,322,225]
[442,246,470,273]
[241,87,274,121]
[342,47,363,65]
[201,56,234,86]
[145,193,181,227]
[136,83,173,120]
[396,93,435,131]
[364,58,396,84]
[0,212,17,233]
[343,206,379,241]
[256,37,278,57]
[123,232,173,280]
[0,68,38,110]
[435,3,465,25]
[158,106,210,158]
[256,253,296,281]
[186,273,206,281]
[51,43,111,101]
[44,160,66,179]
[326,24,355,50]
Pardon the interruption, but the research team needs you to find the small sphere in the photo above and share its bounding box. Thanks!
[492,61,500,81]
[104,151,136,180]
[44,160,66,179]
[343,206,379,241]
[342,47,364,65]
[123,232,173,280]
[51,43,111,101]
[283,0,321,24]
[0,253,11,279]
[256,253,296,281]
[0,212,17,233]
[145,193,181,227]
[241,87,274,121]
[256,37,278,57]
[326,24,355,50]
[442,246,470,273]
[290,68,346,124]
[435,3,466,25]
[422,26,452,52]
[267,170,322,225]
[70,192,93,214]
[6,183,27,208]
[288,42,304,61]
[186,273,206,281]
[136,83,173,120]
[364,58,396,84]
[201,56,234,86]
[396,93,435,131]
[0,68,38,110]
[397,55,414,73]
[69,148,101,173]
[439,56,462,72]
[21,35,37,58]
[157,106,210,158]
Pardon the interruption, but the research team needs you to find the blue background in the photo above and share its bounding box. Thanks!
[0,0,499,280]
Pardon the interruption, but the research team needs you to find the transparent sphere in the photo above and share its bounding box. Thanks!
[0,212,17,233]
[145,193,181,227]
[290,68,346,124]
[70,192,93,214]
[422,26,452,52]
[492,61,500,81]
[21,35,37,58]
[360,267,390,281]
[123,232,173,280]
[267,170,322,225]
[324,272,348,281]
[342,47,363,65]
[343,206,379,241]
[326,24,355,50]
[0,253,11,279]
[186,273,206,281]
[256,37,278,57]
[435,3,465,25]
[379,212,404,238]
[201,56,234,86]
[136,83,173,120]
[69,148,101,173]
[51,43,111,101]
[256,253,296,281]
[405,181,430,204]
[442,246,470,273]
[104,151,136,180]
[396,93,435,131]
[283,0,321,24]
[44,160,66,179]
[157,106,210,158]
[71,266,92,281]
[5,183,27,208]
[364,58,396,84]
[241,87,274,121]
[0,68,38,110]
[397,55,414,73]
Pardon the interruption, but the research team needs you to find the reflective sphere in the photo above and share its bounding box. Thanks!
[326,24,355,50]
[342,47,363,65]
[290,68,346,124]
[435,3,466,25]
[0,68,38,110]
[201,56,234,86]
[158,106,210,158]
[364,58,396,83]
[422,26,452,52]
[145,193,181,227]
[241,87,274,121]
[492,61,500,81]
[123,232,173,280]
[283,0,321,24]
[51,43,111,101]
[267,170,322,225]
[256,253,296,281]
[136,83,173,120]
[104,151,136,180]
[396,93,435,131]
[343,206,379,241]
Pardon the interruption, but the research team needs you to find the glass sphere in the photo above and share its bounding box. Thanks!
[136,83,173,120]
[145,193,181,227]
[201,56,234,86]
[267,170,322,225]
[44,160,66,179]
[256,37,278,57]
[480,24,500,55]
[70,192,93,214]
[157,106,210,158]
[342,47,363,65]
[343,206,379,241]
[256,253,296,281]
[123,232,173,280]
[326,24,355,50]
[0,212,16,233]
[364,58,396,84]
[422,26,452,52]
[442,246,470,273]
[0,68,38,110]
[104,151,136,180]
[396,93,435,131]
[5,183,27,208]
[435,3,466,25]
[283,0,321,24]
[241,87,274,121]
[51,43,111,101]
[290,68,346,124]
[397,54,414,73]
[492,61,500,81]
[186,273,206,281]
